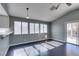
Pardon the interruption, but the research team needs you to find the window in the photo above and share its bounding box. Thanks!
[22,22,28,34]
[14,21,48,35]
[35,23,39,33]
[40,24,44,33]
[14,21,21,34]
[44,24,47,33]
[30,23,35,34]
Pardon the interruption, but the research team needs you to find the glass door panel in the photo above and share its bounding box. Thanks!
[67,22,79,45]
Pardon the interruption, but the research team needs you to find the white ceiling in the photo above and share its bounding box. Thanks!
[1,3,79,22]
[0,4,8,16]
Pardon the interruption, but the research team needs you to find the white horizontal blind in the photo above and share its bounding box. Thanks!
[44,24,47,33]
[14,21,48,35]
[14,21,21,35]
[40,24,44,33]
[30,23,35,34]
[22,22,28,34]
[35,23,39,33]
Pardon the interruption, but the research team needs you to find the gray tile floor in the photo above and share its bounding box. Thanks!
[6,40,79,56]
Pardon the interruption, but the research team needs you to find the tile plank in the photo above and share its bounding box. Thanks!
[41,43,55,50]
[24,46,39,56]
[13,48,27,56]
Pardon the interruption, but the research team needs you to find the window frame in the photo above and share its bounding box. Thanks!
[43,24,47,33]
[14,21,48,35]
[22,22,28,34]
[14,21,22,35]
[40,24,44,33]
[29,23,35,34]
[35,23,39,33]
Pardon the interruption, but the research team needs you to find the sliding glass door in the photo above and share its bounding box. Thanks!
[67,22,79,45]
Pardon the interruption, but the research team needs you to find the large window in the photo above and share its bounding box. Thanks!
[44,24,47,33]
[30,23,35,34]
[40,24,44,33]
[35,23,39,33]
[40,24,48,33]
[22,22,28,34]
[67,22,79,44]
[14,21,21,34]
[14,21,48,35]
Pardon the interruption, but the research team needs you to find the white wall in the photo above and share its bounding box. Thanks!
[0,15,9,28]
[51,9,79,43]
[0,15,9,56]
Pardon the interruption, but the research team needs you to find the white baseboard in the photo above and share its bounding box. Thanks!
[9,39,46,46]
[50,38,66,43]
[4,46,9,56]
